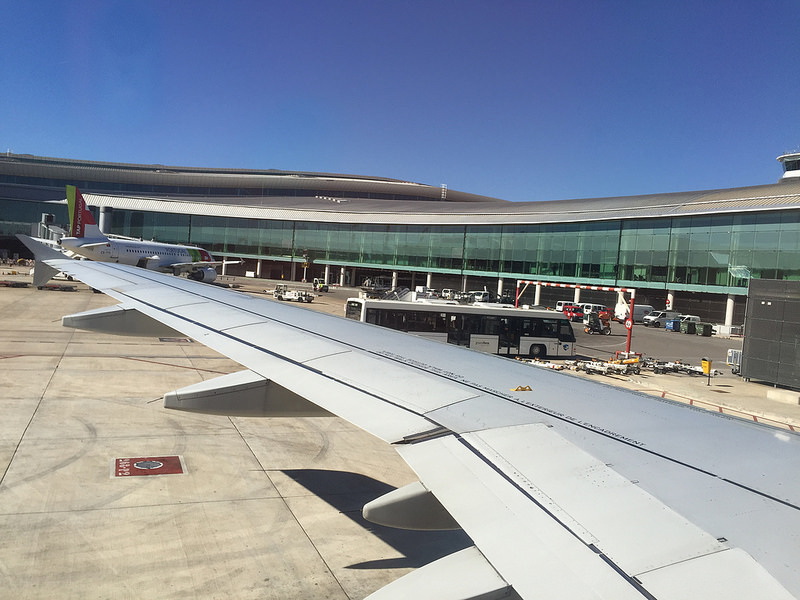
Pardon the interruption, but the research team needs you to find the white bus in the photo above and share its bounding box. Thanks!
[345,298,576,358]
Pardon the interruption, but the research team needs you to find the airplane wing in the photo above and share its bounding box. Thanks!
[168,260,222,269]
[74,241,112,249]
[168,259,240,275]
[17,235,800,600]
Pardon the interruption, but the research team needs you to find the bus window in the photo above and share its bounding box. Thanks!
[558,319,576,342]
[447,314,471,345]
[481,315,500,335]
[499,317,520,351]
[521,318,535,337]
[407,310,442,333]
[346,301,364,321]
[541,319,559,338]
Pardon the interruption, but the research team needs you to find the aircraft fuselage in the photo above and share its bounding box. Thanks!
[60,237,213,271]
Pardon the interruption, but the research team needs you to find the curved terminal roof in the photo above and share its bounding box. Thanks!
[3,153,800,225]
[82,179,800,226]
[0,153,503,204]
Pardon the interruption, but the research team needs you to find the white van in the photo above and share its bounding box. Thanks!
[643,310,680,327]
[581,303,609,315]
[555,300,573,312]
[614,303,654,323]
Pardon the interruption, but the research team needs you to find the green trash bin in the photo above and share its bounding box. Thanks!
[680,320,697,334]
[696,323,713,337]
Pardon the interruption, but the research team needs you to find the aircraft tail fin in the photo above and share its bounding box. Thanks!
[67,185,104,239]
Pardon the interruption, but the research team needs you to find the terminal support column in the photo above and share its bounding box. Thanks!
[725,295,735,327]
[534,283,542,306]
[497,278,504,298]
[426,272,433,288]
[339,266,345,287]
[99,206,112,235]
[324,264,330,285]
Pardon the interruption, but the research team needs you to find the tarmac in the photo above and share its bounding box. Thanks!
[1,269,798,599]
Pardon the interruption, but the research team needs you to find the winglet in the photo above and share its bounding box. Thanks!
[16,234,67,262]
[16,235,68,287]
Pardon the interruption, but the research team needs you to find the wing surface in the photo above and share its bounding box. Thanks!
[168,261,222,269]
[18,235,800,599]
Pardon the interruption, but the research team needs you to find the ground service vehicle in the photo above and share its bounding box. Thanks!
[615,303,655,323]
[643,310,680,327]
[561,304,585,322]
[581,303,609,315]
[584,311,612,335]
[555,300,574,312]
[273,283,314,303]
[345,298,576,358]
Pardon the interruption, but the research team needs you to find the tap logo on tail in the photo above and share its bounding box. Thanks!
[67,185,99,238]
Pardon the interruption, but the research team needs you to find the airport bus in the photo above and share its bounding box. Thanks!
[345,298,576,358]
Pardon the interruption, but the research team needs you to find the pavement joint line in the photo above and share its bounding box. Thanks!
[0,322,80,488]
[229,417,352,598]
[120,355,231,374]
[0,495,289,518]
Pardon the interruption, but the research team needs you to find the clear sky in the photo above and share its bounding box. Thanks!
[2,1,799,202]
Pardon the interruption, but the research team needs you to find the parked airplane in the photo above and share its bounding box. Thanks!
[18,233,800,600]
[58,185,221,282]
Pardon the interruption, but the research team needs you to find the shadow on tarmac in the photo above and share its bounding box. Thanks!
[282,468,473,569]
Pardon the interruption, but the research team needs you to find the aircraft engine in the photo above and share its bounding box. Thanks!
[189,266,217,283]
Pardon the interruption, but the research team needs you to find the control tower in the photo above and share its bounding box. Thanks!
[777,152,800,181]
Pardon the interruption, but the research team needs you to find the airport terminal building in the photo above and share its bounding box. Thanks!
[2,152,800,326]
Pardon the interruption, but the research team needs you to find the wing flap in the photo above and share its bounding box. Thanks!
[398,432,646,599]
[468,423,725,574]
[400,424,795,599]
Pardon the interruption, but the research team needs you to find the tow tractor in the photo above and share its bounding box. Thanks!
[272,283,314,303]
[584,310,612,335]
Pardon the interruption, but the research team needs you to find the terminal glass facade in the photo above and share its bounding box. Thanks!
[3,198,799,293]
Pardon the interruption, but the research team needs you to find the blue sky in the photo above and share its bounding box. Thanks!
[2,1,799,202]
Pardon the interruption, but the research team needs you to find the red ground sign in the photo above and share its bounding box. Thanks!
[113,456,184,477]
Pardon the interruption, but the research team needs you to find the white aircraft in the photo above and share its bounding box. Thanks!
[58,186,221,282]
[17,234,800,600]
